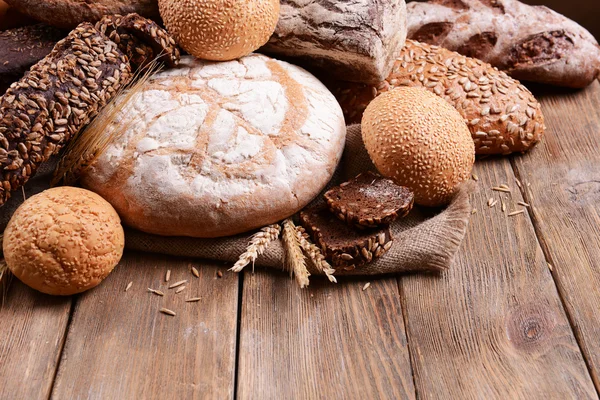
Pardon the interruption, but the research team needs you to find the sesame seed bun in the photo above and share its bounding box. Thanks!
[3,187,124,296]
[362,87,475,207]
[158,0,280,61]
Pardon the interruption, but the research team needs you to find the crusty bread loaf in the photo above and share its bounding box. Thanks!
[407,0,600,88]
[4,0,160,29]
[82,54,347,238]
[331,40,545,155]
[261,0,408,84]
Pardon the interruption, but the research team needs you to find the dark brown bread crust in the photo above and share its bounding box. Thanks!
[95,14,180,69]
[0,14,180,206]
[324,171,414,228]
[0,24,67,95]
[407,0,600,88]
[299,204,393,270]
[330,40,546,155]
[0,23,133,206]
[4,0,160,29]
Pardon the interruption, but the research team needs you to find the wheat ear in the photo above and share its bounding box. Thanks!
[295,226,337,283]
[282,219,310,288]
[230,224,281,273]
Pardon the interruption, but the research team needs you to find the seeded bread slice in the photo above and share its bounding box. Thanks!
[299,204,393,270]
[324,171,414,228]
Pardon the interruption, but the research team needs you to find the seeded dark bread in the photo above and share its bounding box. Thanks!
[330,40,546,155]
[324,171,414,228]
[3,0,160,29]
[299,204,393,270]
[0,24,66,95]
[0,14,179,206]
[407,0,600,88]
[95,14,180,69]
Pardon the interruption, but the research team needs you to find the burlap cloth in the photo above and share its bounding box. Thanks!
[0,125,474,276]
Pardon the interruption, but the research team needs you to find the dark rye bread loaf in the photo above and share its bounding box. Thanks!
[324,171,414,228]
[407,0,600,88]
[4,0,160,29]
[299,204,393,270]
[0,24,66,94]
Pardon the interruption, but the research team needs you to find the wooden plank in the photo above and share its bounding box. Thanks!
[399,158,597,399]
[0,279,71,400]
[50,252,239,400]
[512,81,600,390]
[236,269,416,399]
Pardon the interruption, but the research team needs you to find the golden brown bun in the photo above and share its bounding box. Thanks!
[332,40,546,155]
[158,0,280,61]
[362,87,474,207]
[3,187,124,296]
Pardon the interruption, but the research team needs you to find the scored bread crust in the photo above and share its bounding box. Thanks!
[331,40,545,155]
[82,54,346,238]
[4,0,159,29]
[407,0,600,88]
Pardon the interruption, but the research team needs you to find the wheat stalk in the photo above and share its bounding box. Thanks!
[230,224,281,273]
[282,219,310,288]
[295,226,337,283]
[52,60,161,186]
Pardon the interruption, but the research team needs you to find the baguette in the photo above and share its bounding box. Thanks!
[407,0,600,88]
[331,40,545,155]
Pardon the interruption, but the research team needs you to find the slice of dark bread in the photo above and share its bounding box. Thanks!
[299,204,393,270]
[324,171,414,228]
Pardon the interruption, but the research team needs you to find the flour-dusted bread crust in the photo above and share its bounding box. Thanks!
[82,54,346,238]
[407,0,600,88]
[262,0,408,84]
[4,0,159,29]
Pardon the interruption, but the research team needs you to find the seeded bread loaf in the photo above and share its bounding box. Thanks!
[0,14,179,206]
[0,24,66,95]
[407,0,600,88]
[324,172,414,228]
[81,54,346,238]
[299,204,393,269]
[261,0,408,84]
[3,0,160,29]
[331,40,545,155]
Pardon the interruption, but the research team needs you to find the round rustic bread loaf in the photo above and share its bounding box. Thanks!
[362,87,474,207]
[81,54,346,238]
[3,187,124,296]
[3,0,159,28]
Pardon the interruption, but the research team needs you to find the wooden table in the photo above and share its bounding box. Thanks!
[1,81,600,399]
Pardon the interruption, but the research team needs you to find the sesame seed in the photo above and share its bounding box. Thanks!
[125,282,133,292]
[362,282,371,291]
[165,269,171,282]
[191,266,200,278]
[175,286,186,294]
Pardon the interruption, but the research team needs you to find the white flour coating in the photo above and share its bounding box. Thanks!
[82,54,346,238]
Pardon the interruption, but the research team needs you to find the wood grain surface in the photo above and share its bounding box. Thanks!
[0,279,71,399]
[236,269,416,400]
[50,253,239,400]
[399,158,597,399]
[513,81,600,391]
